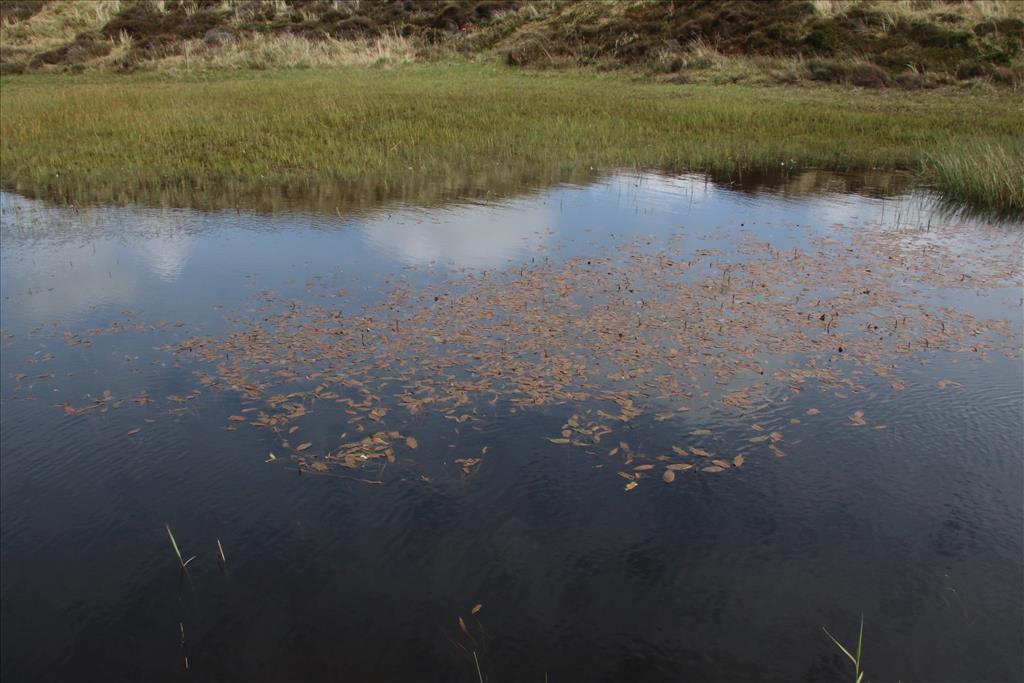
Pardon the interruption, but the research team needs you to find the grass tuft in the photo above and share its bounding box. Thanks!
[927,143,1024,216]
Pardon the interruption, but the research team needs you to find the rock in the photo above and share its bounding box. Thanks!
[203,29,233,47]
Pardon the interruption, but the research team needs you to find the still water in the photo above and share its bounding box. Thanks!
[1,172,1022,682]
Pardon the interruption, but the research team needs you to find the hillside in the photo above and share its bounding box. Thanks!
[2,0,1022,87]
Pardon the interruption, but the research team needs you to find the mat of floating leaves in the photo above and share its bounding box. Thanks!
[40,225,1021,490]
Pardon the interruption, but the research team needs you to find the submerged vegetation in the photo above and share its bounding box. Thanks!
[1,64,1021,213]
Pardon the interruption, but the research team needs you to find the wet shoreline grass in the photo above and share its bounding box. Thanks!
[1,63,1021,214]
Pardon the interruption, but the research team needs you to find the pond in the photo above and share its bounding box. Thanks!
[1,171,1021,682]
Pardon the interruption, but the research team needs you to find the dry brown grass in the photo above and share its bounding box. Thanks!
[0,0,121,49]
[151,32,419,71]
[812,0,1024,21]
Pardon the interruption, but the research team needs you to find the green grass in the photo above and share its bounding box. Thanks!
[927,142,1024,215]
[1,63,1021,213]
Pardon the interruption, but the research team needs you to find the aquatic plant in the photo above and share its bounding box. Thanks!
[823,615,866,683]
[165,523,195,571]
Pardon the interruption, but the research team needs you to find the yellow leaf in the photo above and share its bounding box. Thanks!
[662,469,676,483]
[624,481,638,492]
[406,436,418,449]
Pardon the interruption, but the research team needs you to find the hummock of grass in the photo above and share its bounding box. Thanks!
[1,63,1021,213]
[927,143,1024,215]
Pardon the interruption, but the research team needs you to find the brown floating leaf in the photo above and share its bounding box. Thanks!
[690,428,713,436]
[770,444,787,458]
[406,436,418,449]
[471,604,482,615]
[624,481,638,492]
[711,459,732,469]
[702,466,725,473]
[228,415,246,421]
[732,454,746,467]
[690,447,712,457]
[666,463,693,471]
[769,431,784,443]
[633,464,655,471]
[662,469,676,483]
[749,435,770,443]
[848,410,866,426]
[671,445,688,457]
[548,438,571,444]
[126,427,141,436]
[296,442,312,452]
[288,425,299,434]
[937,379,963,389]
[806,408,820,416]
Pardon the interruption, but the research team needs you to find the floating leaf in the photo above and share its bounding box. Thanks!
[711,459,732,469]
[702,466,725,473]
[624,481,638,492]
[733,454,746,467]
[127,428,141,436]
[690,447,712,457]
[749,435,770,443]
[471,604,482,615]
[666,463,693,471]
[296,442,312,451]
[848,410,866,426]
[690,428,713,436]
[806,408,820,416]
[548,438,571,444]
[406,436,418,449]
[228,415,246,421]
[662,469,676,483]
[633,464,655,471]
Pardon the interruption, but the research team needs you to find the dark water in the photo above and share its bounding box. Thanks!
[1,172,1022,683]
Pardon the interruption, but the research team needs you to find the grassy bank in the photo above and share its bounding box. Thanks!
[1,63,1022,213]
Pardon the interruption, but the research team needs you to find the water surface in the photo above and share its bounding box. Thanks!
[1,172,1022,682]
